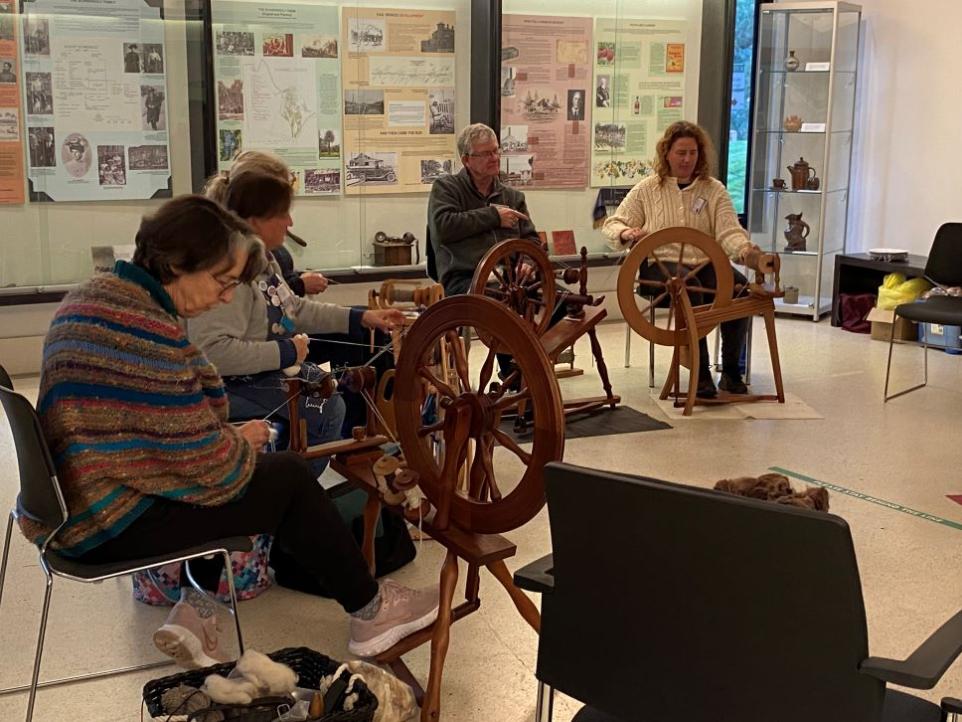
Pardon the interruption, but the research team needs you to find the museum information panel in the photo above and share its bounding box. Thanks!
[341,6,456,195]
[0,0,24,203]
[591,16,687,187]
[500,14,591,190]
[21,0,173,201]
[212,0,342,196]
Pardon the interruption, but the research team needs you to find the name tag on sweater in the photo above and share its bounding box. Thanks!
[692,196,707,215]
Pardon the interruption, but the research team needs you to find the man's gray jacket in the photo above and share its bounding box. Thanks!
[427,168,539,293]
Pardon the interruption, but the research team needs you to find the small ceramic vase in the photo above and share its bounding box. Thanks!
[783,115,803,132]
[784,50,800,71]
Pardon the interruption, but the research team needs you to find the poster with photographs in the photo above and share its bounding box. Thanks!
[500,14,592,189]
[590,17,687,187]
[341,7,456,195]
[211,1,342,195]
[19,0,172,201]
[0,0,24,203]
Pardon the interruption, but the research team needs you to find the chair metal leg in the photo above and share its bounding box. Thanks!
[221,550,245,656]
[25,561,54,722]
[0,511,14,613]
[535,680,554,722]
[624,323,631,368]
[648,304,656,388]
[884,316,928,402]
[745,322,754,385]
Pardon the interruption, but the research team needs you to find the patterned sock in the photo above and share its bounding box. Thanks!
[351,587,383,620]
[181,587,218,619]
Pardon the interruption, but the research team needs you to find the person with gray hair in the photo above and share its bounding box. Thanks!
[428,122,540,296]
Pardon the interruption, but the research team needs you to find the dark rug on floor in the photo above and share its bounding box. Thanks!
[501,405,671,442]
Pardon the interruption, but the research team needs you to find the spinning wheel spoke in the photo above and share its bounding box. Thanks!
[490,370,520,400]
[637,291,669,317]
[636,278,668,290]
[492,268,508,288]
[479,437,502,501]
[495,388,530,410]
[654,257,674,281]
[492,428,532,465]
[445,330,472,391]
[478,343,499,393]
[685,285,718,296]
[504,260,517,284]
[524,280,543,294]
[683,259,711,281]
[484,287,509,300]
[677,243,687,268]
[418,419,446,437]
[514,255,526,282]
[418,367,458,399]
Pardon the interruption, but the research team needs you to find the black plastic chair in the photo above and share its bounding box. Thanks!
[885,223,962,401]
[425,224,439,282]
[516,462,962,722]
[0,381,252,722]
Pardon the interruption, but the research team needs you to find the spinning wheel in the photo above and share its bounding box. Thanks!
[394,294,564,535]
[468,239,558,337]
[617,227,786,416]
[331,294,564,722]
[617,227,734,348]
[469,239,619,427]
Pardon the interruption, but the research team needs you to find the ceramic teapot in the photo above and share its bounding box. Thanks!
[787,157,817,191]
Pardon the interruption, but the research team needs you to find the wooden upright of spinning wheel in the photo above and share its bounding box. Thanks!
[331,295,564,722]
[617,227,786,416]
[469,239,619,424]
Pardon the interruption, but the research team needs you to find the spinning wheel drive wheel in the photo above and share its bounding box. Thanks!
[617,227,734,348]
[469,239,557,338]
[394,295,564,535]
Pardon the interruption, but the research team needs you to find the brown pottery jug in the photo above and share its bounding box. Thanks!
[787,157,817,191]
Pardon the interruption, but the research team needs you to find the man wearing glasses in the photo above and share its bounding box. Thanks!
[427,122,541,297]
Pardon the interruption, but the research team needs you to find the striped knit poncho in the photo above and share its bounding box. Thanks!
[20,261,256,556]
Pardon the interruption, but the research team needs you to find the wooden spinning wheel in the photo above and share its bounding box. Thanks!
[617,227,786,416]
[331,294,564,722]
[468,239,558,337]
[394,294,564,535]
[468,239,619,427]
[617,227,735,348]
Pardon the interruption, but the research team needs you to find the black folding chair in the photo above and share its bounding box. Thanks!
[0,377,251,722]
[885,223,962,401]
[517,461,962,722]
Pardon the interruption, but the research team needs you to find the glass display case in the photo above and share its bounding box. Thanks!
[747,1,861,319]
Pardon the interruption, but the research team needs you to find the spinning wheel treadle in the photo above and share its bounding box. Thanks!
[394,294,564,535]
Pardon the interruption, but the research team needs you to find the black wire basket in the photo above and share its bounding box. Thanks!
[143,647,378,721]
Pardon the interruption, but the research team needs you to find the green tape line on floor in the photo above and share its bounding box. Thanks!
[769,467,962,532]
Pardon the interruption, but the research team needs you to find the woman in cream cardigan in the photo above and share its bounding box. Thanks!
[603,120,772,398]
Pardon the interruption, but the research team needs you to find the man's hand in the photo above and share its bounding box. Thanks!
[619,227,647,246]
[517,261,536,283]
[492,204,529,229]
[300,272,329,294]
[238,420,270,449]
[292,333,309,365]
[362,308,405,331]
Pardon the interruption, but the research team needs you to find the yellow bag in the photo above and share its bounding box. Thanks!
[877,273,931,310]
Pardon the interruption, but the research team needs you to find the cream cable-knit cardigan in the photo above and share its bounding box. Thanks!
[602,174,752,265]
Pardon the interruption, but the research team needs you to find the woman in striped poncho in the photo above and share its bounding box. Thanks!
[25,195,438,668]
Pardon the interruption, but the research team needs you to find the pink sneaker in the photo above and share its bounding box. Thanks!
[153,599,228,669]
[348,580,440,658]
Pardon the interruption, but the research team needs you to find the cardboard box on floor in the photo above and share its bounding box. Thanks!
[866,306,918,341]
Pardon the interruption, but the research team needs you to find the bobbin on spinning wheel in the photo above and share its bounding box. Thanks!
[617,227,735,348]
[394,294,564,535]
[469,239,557,338]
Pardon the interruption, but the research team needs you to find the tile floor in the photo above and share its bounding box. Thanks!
[1,316,961,721]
